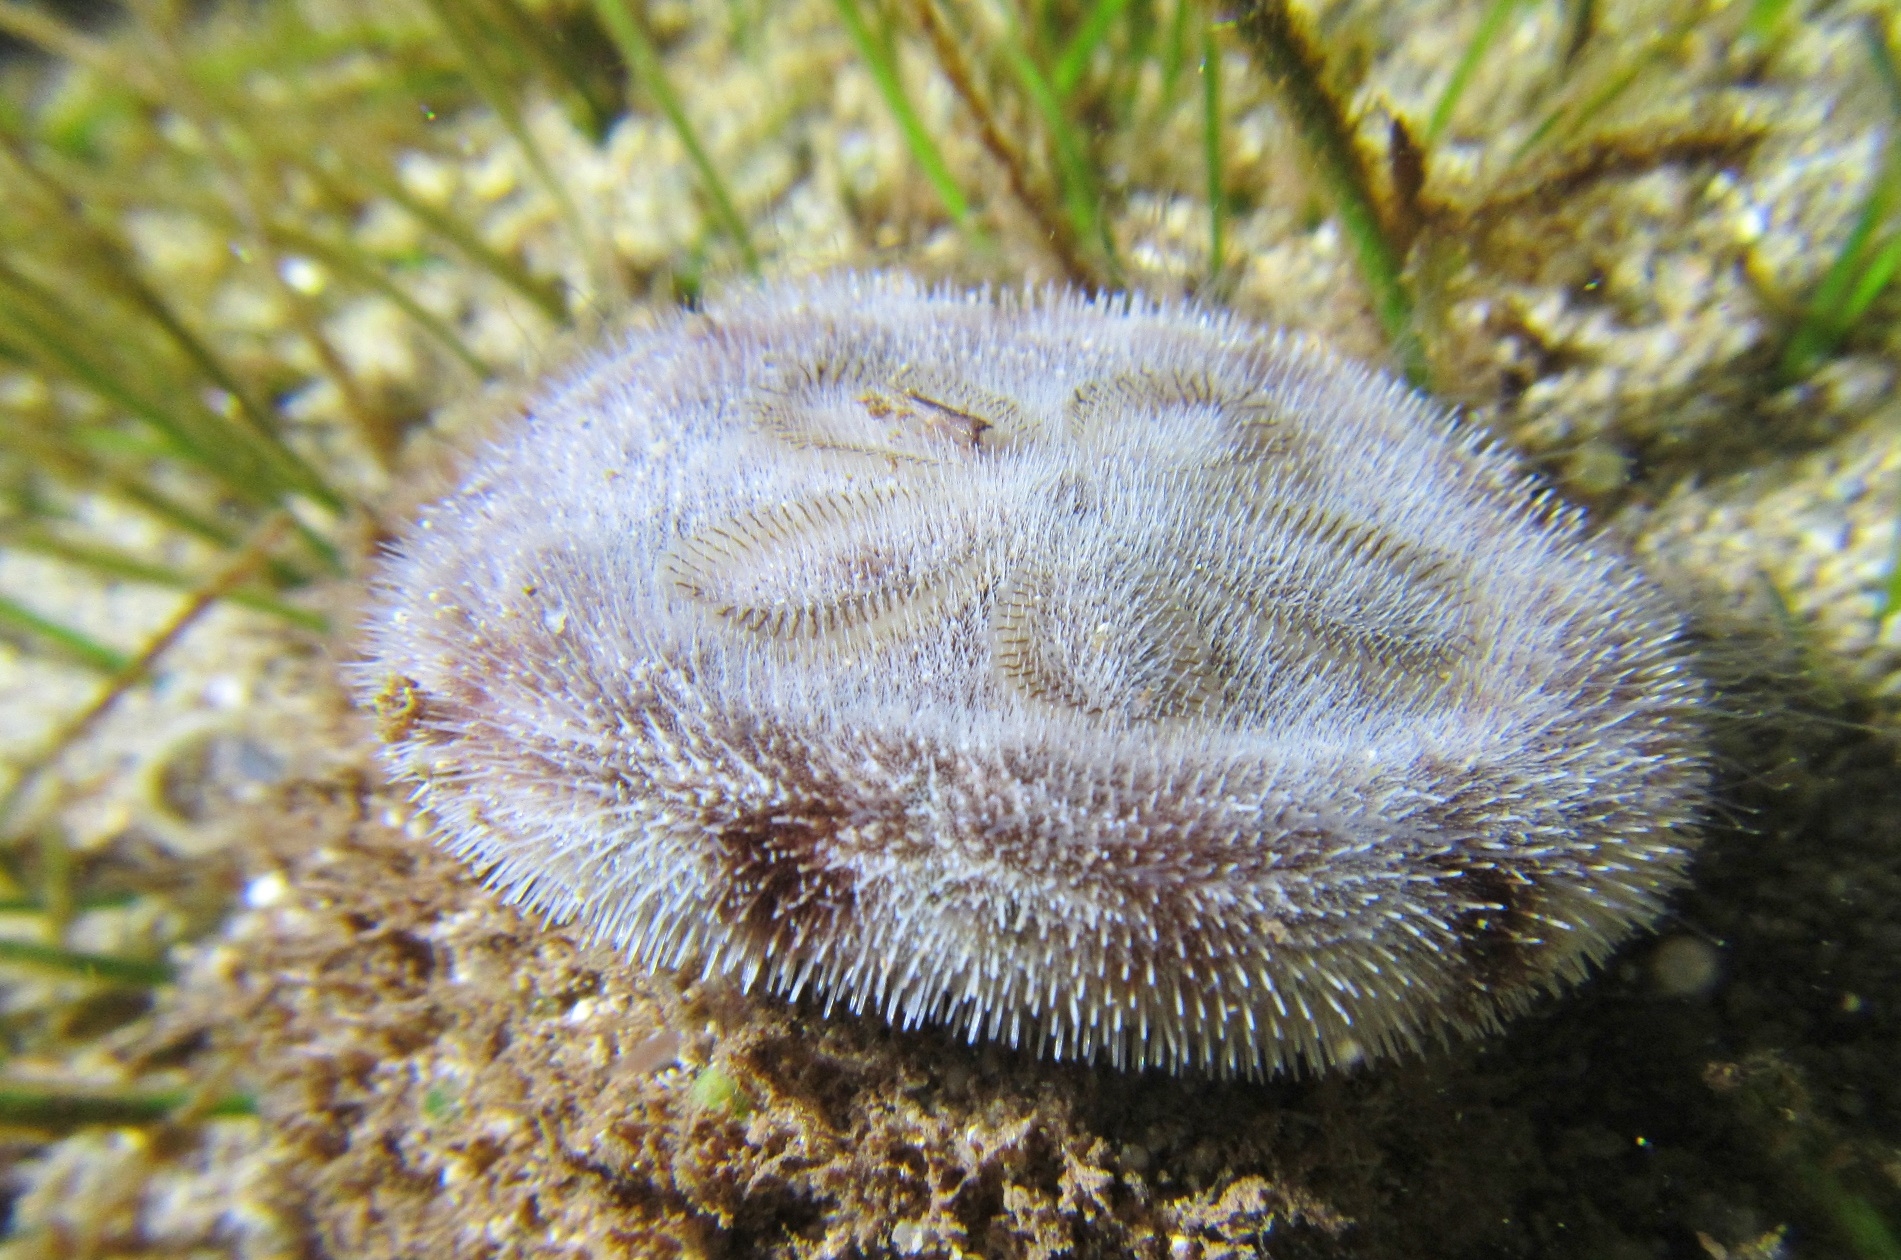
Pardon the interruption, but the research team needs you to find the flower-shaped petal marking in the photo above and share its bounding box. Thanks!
[360,274,1707,1076]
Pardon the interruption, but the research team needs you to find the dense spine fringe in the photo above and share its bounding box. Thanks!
[362,273,1707,1077]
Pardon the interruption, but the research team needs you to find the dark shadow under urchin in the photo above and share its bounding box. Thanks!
[656,594,1901,1260]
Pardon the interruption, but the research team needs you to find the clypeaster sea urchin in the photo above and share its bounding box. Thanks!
[360,273,1707,1077]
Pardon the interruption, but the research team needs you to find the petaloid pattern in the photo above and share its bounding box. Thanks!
[361,274,1707,1076]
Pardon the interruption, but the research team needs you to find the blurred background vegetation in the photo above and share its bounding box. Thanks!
[0,0,1888,683]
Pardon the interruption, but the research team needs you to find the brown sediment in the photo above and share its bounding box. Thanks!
[185,720,1901,1260]
[190,776,1371,1258]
